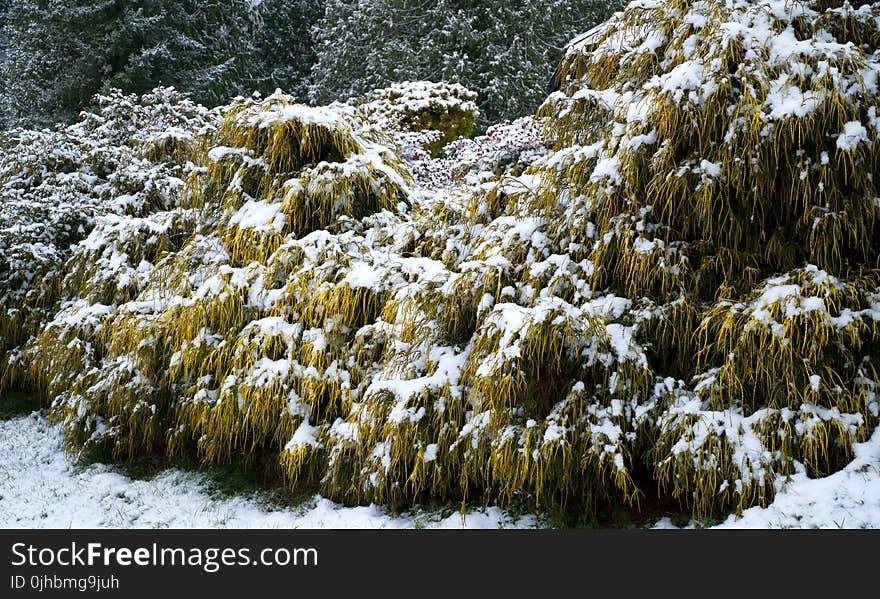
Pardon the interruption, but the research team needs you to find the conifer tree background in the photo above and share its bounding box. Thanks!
[0,0,319,127]
[309,0,623,127]
[0,1,623,128]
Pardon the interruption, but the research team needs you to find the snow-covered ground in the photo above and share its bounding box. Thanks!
[714,427,880,529]
[656,428,880,529]
[0,412,539,529]
[2,411,878,529]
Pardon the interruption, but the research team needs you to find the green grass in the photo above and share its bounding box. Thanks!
[72,445,314,508]
[0,391,40,420]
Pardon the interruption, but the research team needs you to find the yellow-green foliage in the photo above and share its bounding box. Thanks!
[192,91,408,265]
[28,211,196,458]
[29,93,415,476]
[528,0,880,516]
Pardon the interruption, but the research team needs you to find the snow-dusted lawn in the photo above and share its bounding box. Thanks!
[0,412,538,529]
[1,411,878,529]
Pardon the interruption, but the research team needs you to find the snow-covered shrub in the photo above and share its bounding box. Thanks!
[403,117,547,192]
[35,91,412,462]
[443,118,546,179]
[194,90,409,263]
[22,81,650,515]
[355,81,478,156]
[0,87,213,392]
[530,0,880,516]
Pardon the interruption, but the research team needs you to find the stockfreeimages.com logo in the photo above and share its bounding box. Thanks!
[11,542,318,573]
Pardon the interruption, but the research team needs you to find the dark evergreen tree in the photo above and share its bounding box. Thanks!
[1,0,331,127]
[107,1,257,108]
[310,0,625,127]
[1,0,123,126]
[247,0,323,102]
